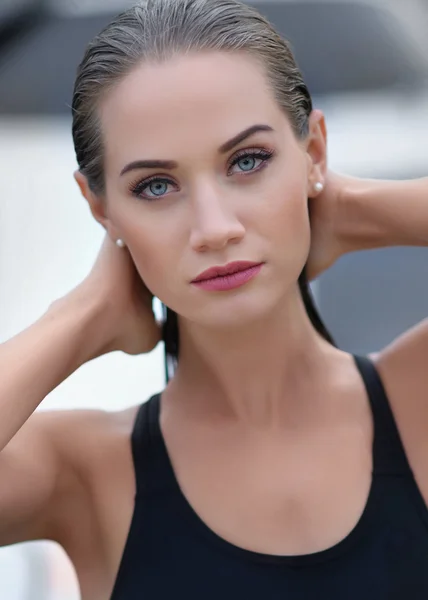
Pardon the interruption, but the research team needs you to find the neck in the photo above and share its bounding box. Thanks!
[167,288,336,428]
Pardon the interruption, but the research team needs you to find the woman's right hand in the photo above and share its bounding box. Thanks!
[62,234,162,357]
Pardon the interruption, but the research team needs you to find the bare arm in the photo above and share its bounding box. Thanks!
[0,290,109,546]
[0,289,106,453]
[0,234,160,547]
[334,174,428,394]
[337,175,428,252]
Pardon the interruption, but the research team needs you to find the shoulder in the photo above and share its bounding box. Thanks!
[371,319,428,484]
[42,403,140,542]
[42,405,136,474]
[0,403,139,550]
[373,317,427,400]
[34,404,143,597]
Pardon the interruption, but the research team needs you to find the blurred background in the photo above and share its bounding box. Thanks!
[0,0,427,598]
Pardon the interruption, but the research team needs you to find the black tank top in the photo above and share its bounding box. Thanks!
[110,355,428,599]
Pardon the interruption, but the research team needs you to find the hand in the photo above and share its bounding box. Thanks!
[306,171,351,281]
[75,235,161,356]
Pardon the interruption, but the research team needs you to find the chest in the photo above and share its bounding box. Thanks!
[68,422,372,598]
[79,429,428,600]
[158,417,375,556]
[67,398,428,600]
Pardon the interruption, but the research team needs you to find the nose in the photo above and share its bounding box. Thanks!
[189,183,246,252]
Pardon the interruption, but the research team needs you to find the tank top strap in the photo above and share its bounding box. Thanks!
[353,354,412,477]
[131,393,177,495]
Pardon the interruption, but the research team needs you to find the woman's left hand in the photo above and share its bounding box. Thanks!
[306,171,352,281]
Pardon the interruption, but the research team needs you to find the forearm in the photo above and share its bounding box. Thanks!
[338,176,428,253]
[0,288,107,452]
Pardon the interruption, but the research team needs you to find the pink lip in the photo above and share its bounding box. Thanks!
[191,261,264,292]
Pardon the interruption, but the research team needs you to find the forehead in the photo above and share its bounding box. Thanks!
[99,52,286,167]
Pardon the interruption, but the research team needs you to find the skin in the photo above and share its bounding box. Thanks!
[70,53,375,597]
[3,51,425,600]
[79,51,348,420]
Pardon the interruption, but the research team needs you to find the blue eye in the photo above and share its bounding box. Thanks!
[147,180,169,197]
[237,156,257,172]
[229,149,274,175]
[132,177,175,201]
[130,148,275,201]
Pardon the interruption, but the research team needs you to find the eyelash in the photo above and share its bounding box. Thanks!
[128,147,276,201]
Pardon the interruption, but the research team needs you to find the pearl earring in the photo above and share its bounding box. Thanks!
[116,239,125,248]
[314,182,324,193]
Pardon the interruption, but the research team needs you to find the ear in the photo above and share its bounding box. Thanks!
[74,171,120,240]
[304,109,328,197]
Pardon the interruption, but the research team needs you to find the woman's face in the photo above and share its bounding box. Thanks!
[95,51,326,328]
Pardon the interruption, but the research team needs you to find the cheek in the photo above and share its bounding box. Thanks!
[257,174,311,255]
[122,218,171,292]
[255,150,309,228]
[122,217,178,295]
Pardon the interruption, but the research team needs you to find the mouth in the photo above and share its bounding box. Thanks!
[192,261,264,283]
[191,261,264,292]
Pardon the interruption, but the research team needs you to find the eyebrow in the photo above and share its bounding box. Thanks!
[119,124,274,177]
[219,124,274,153]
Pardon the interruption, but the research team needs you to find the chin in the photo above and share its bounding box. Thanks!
[189,285,285,331]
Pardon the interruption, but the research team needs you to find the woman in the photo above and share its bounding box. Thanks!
[1,0,427,598]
